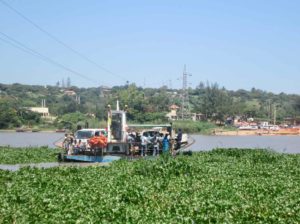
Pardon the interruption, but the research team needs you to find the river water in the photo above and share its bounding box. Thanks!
[0,132,64,148]
[0,132,299,171]
[0,132,299,153]
[186,135,300,154]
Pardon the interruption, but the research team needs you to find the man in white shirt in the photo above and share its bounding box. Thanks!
[140,134,149,156]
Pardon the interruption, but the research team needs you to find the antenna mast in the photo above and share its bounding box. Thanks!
[181,65,191,119]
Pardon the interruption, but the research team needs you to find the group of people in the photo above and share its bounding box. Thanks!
[62,128,183,157]
[62,133,82,155]
[127,129,182,157]
[63,132,107,155]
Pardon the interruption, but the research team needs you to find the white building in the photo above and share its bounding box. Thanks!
[165,104,180,120]
[27,107,50,117]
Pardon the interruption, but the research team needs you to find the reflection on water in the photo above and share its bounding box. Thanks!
[186,135,300,154]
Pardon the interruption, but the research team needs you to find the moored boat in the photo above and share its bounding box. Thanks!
[16,127,30,132]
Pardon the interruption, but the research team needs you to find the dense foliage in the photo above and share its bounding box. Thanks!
[0,82,300,129]
[0,147,61,164]
[191,82,300,123]
[0,149,299,223]
[0,97,21,128]
[173,120,217,134]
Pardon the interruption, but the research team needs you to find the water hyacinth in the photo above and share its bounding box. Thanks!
[0,148,299,223]
[0,146,61,164]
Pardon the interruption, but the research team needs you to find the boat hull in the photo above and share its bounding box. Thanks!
[63,155,121,163]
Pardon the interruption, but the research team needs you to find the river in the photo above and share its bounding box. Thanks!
[0,132,299,154]
[0,132,64,148]
[186,135,300,154]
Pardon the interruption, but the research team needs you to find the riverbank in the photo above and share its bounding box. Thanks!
[215,128,300,136]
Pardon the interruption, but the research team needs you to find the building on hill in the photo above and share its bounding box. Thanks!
[165,104,180,120]
[191,113,205,121]
[100,86,111,97]
[284,117,300,126]
[166,104,204,121]
[26,107,49,117]
[64,90,76,96]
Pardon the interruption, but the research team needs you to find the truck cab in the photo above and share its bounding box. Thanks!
[74,128,107,145]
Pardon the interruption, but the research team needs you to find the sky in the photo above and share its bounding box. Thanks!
[0,0,299,94]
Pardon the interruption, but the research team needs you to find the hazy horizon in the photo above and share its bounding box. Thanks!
[1,81,299,96]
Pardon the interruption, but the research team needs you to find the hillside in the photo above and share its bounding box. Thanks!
[0,82,299,130]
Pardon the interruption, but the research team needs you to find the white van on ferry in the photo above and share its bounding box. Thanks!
[74,128,107,145]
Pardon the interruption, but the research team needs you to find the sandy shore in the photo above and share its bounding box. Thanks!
[215,129,300,136]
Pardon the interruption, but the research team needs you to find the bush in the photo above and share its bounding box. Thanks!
[173,120,217,134]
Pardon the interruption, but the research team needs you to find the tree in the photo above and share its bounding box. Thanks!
[0,98,21,128]
[17,109,41,126]
[55,112,87,131]
[294,97,300,110]
[194,82,233,123]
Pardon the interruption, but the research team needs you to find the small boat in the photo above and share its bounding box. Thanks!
[16,128,30,132]
[239,125,258,130]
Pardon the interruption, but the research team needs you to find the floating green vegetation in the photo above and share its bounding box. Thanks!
[0,149,299,223]
[0,146,61,164]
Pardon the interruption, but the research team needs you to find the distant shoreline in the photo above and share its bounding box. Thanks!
[1,129,299,136]
[215,129,300,136]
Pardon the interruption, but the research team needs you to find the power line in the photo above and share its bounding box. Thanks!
[0,31,97,83]
[0,35,40,60]
[0,0,127,82]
